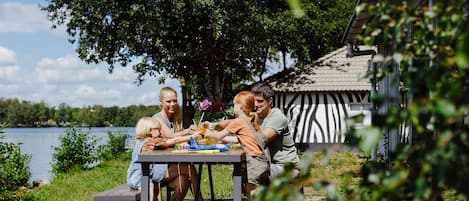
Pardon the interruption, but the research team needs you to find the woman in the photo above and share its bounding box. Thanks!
[152,87,203,201]
[203,91,270,200]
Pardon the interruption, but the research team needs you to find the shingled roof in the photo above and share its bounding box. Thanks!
[262,46,373,92]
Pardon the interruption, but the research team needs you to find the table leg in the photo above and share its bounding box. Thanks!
[196,164,203,200]
[233,163,243,201]
[141,163,151,201]
[208,164,215,201]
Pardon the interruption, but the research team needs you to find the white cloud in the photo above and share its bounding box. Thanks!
[105,67,136,82]
[138,91,158,104]
[0,65,20,84]
[0,46,16,64]
[36,54,103,84]
[0,46,21,84]
[71,84,121,104]
[0,83,20,95]
[0,2,52,33]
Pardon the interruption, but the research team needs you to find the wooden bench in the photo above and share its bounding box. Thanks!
[94,184,174,201]
[94,184,140,201]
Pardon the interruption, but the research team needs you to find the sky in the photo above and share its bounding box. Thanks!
[0,0,290,108]
[0,0,180,108]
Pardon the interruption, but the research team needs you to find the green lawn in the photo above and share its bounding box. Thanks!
[30,150,366,201]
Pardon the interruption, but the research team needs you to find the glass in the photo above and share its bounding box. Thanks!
[196,125,207,134]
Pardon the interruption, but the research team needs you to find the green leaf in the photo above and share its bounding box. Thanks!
[434,99,455,117]
[456,32,469,68]
[354,127,381,154]
[287,0,305,18]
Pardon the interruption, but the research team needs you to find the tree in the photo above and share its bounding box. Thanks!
[42,0,353,125]
[264,0,354,66]
[54,102,72,125]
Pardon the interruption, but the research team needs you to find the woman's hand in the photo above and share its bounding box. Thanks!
[190,133,203,140]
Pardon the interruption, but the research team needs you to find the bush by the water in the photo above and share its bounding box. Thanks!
[52,127,99,174]
[0,136,31,192]
[98,130,130,161]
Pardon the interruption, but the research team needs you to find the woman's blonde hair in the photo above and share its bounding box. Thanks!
[159,87,183,132]
[135,117,161,139]
[233,91,261,132]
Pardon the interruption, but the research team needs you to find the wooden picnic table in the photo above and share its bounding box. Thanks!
[137,148,246,201]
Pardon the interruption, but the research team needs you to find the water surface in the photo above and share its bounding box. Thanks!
[1,127,135,183]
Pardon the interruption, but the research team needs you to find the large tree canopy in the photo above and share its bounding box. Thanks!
[42,0,353,123]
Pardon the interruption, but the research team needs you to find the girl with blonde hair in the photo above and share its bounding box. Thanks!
[127,117,202,201]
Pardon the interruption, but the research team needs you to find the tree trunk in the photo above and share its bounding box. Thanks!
[180,77,195,128]
[203,28,222,103]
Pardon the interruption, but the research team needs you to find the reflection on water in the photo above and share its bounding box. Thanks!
[1,127,135,183]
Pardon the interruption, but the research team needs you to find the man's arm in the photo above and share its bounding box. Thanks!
[261,127,278,143]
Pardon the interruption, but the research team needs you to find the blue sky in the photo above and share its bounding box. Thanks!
[0,0,290,108]
[0,0,181,107]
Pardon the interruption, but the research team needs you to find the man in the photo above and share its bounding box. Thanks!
[251,84,299,178]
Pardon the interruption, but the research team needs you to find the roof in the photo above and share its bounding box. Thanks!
[261,46,373,92]
[342,0,424,45]
[341,0,375,45]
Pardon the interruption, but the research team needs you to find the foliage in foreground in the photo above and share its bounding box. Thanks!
[336,1,469,201]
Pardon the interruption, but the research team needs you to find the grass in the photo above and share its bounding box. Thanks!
[28,150,369,201]
[303,150,366,199]
[30,152,238,201]
[32,153,129,201]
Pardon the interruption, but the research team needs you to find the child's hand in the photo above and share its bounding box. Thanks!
[200,121,212,129]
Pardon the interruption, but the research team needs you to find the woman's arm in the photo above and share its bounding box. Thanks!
[155,133,201,148]
[173,128,192,137]
[155,117,175,139]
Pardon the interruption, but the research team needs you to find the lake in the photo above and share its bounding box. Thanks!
[1,127,135,183]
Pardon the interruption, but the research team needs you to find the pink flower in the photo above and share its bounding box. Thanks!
[198,98,212,111]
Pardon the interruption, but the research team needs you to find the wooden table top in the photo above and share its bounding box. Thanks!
[137,148,246,164]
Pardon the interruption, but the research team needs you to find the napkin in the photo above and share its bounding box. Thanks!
[187,136,231,152]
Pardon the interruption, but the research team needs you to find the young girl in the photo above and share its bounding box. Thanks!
[127,117,201,201]
[203,91,270,200]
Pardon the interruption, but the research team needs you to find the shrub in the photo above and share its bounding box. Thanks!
[0,135,31,192]
[51,126,99,174]
[0,190,36,201]
[98,130,130,161]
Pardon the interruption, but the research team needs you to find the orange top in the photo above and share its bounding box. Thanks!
[225,118,262,156]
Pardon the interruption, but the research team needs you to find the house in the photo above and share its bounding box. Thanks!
[260,46,373,148]
[342,0,418,160]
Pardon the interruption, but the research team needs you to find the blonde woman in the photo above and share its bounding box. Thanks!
[152,87,203,201]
